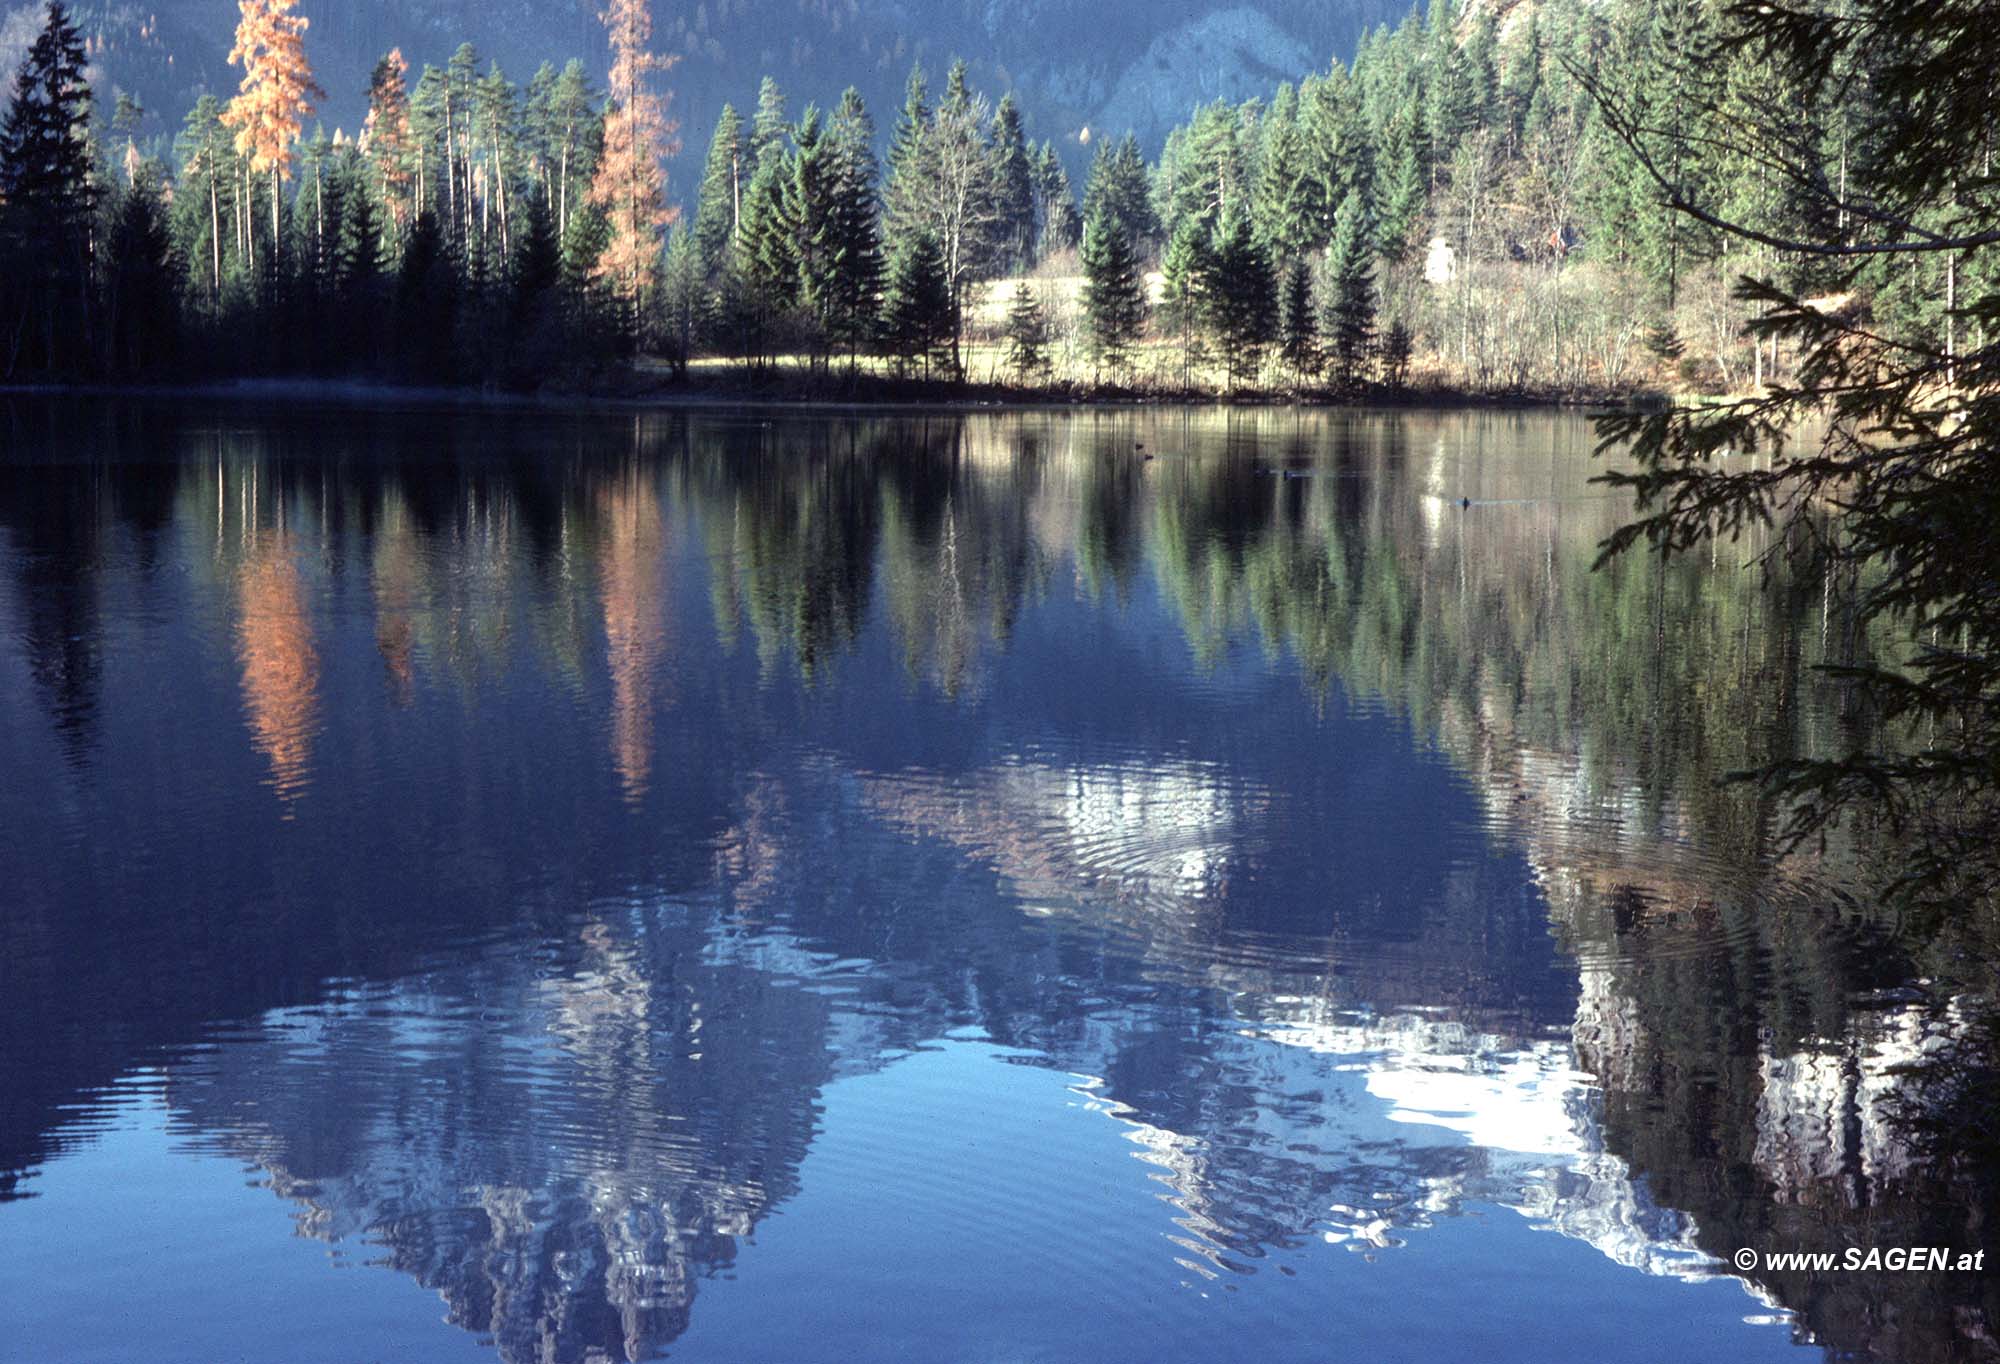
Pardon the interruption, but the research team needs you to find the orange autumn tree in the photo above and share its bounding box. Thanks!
[588,0,680,345]
[220,0,324,270]
[362,49,415,232]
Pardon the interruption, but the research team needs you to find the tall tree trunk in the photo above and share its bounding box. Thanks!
[444,85,457,237]
[209,160,222,304]
[558,140,570,246]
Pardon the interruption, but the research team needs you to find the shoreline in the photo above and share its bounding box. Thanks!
[1,372,1666,419]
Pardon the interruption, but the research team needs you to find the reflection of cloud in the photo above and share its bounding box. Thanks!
[598,476,671,802]
[861,757,1265,927]
[1250,1007,1730,1285]
[237,532,319,805]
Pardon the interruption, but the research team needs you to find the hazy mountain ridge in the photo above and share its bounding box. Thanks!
[10,0,1410,177]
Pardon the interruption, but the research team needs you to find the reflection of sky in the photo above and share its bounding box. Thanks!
[0,1035,1809,1364]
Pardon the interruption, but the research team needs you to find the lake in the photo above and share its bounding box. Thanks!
[0,399,1991,1363]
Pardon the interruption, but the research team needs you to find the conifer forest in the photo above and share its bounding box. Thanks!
[0,0,1984,402]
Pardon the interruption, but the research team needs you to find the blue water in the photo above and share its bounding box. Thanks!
[0,400,1982,1362]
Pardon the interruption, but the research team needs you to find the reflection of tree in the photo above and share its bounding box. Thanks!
[236,522,319,806]
[0,459,106,763]
[597,470,671,801]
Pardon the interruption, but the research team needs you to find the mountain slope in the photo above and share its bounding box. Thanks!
[9,0,1410,174]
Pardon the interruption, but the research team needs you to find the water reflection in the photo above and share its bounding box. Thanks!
[597,470,672,801]
[0,400,1993,1364]
[236,515,320,806]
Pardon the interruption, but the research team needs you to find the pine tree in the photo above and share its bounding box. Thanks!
[364,50,415,232]
[1079,207,1145,380]
[1003,282,1049,384]
[588,0,680,348]
[473,61,520,266]
[220,0,325,273]
[530,61,598,250]
[691,104,745,278]
[443,43,480,241]
[409,64,447,222]
[172,94,236,308]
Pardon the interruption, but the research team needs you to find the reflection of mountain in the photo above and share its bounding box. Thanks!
[2,400,1995,1362]
[166,915,838,1364]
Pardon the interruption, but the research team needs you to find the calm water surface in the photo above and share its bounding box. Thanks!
[0,400,1991,1363]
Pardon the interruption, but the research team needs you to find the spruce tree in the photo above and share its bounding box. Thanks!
[1081,133,1155,254]
[1373,110,1426,262]
[1278,257,1321,385]
[0,0,97,374]
[102,162,179,376]
[1079,207,1145,380]
[750,76,789,169]
[339,150,388,359]
[1301,62,1369,248]
[1255,85,1318,260]
[1325,187,1376,389]
[880,228,951,380]
[658,224,701,377]
[1205,209,1277,390]
[510,183,560,319]
[742,134,798,314]
[988,93,1036,271]
[1158,216,1214,387]
[785,106,836,362]
[1003,282,1049,385]
[823,88,884,366]
[1032,142,1081,259]
[885,64,928,200]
